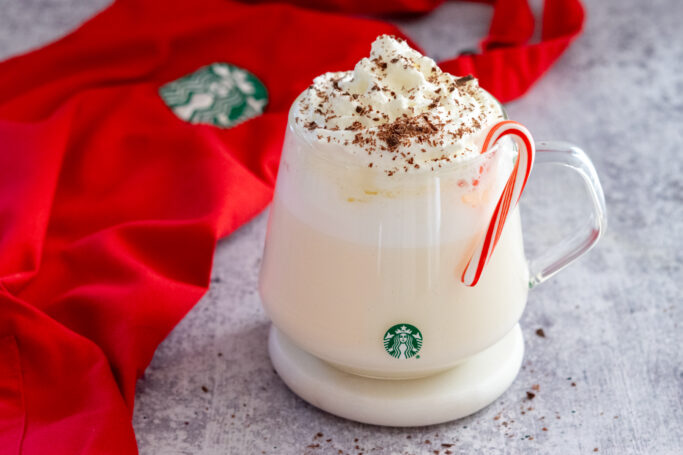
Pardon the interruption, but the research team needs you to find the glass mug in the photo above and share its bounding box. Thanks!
[259,92,606,380]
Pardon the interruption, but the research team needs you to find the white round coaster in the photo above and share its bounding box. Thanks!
[269,324,524,427]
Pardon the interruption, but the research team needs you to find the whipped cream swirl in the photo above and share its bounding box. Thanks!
[294,35,504,175]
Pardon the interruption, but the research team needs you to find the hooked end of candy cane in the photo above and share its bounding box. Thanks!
[461,259,481,287]
[458,120,535,289]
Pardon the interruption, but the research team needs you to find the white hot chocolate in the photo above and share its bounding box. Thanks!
[259,36,528,379]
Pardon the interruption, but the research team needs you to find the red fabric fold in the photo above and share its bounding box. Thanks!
[440,0,584,101]
[242,0,446,14]
[0,294,137,455]
[0,0,583,453]
[0,336,25,455]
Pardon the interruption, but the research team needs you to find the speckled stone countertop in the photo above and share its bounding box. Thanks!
[1,0,680,453]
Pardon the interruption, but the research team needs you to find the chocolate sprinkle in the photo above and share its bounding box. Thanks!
[455,75,475,86]
[345,121,363,131]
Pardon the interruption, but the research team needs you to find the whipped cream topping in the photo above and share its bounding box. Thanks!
[293,35,504,175]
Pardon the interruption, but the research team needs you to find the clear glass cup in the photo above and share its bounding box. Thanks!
[259,92,606,380]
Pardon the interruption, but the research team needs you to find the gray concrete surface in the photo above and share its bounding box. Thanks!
[1,0,680,454]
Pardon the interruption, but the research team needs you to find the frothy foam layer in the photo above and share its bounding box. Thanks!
[294,35,504,175]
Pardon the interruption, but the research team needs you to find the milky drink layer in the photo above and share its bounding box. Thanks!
[259,36,529,378]
[260,199,528,379]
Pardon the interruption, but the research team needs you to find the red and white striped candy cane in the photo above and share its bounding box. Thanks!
[461,120,535,287]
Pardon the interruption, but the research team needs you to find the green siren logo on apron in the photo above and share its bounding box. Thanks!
[159,63,268,128]
[383,324,422,359]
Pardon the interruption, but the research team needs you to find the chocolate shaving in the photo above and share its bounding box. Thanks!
[455,75,474,86]
[345,121,363,131]
[385,135,400,148]
[422,114,438,132]
[376,115,441,151]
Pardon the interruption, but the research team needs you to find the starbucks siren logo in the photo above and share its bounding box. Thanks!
[159,63,268,128]
[383,324,423,359]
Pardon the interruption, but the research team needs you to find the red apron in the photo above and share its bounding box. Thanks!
[0,1,583,453]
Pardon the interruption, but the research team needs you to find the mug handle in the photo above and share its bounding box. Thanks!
[527,141,607,288]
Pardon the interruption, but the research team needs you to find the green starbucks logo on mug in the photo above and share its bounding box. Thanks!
[159,62,268,128]
[383,324,423,359]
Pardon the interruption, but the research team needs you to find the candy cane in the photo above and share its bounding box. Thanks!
[461,121,535,287]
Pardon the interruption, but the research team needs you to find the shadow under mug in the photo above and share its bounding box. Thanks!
[259,93,606,380]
